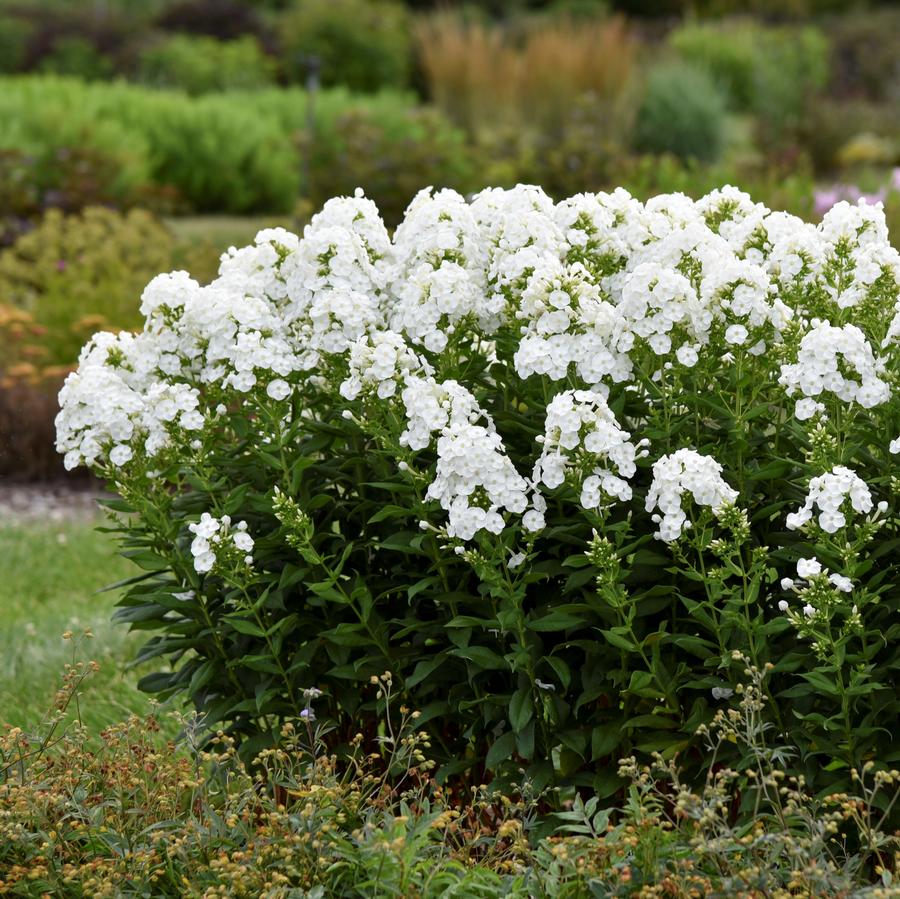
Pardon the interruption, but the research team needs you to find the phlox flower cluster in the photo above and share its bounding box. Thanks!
[785,466,874,534]
[426,422,531,541]
[778,322,890,418]
[188,512,254,574]
[398,376,484,452]
[513,260,633,384]
[56,186,897,545]
[533,389,642,509]
[777,558,864,652]
[340,331,430,401]
[56,331,203,471]
[645,449,739,543]
[388,188,491,351]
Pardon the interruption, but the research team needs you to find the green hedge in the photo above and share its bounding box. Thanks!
[0,77,427,214]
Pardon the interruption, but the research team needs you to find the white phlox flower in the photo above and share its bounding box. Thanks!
[779,322,890,415]
[426,421,529,541]
[188,513,254,574]
[513,259,632,384]
[645,449,739,542]
[340,331,431,401]
[533,389,643,509]
[785,466,874,534]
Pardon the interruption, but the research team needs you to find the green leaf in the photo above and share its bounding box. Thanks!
[453,645,507,671]
[528,607,586,631]
[600,628,636,652]
[591,726,621,761]
[486,731,517,769]
[223,616,267,638]
[509,687,534,733]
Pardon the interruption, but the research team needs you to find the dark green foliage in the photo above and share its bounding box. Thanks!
[109,348,900,806]
[156,0,268,42]
[0,14,32,73]
[137,34,276,95]
[633,62,727,163]
[280,0,412,93]
[304,106,476,226]
[35,36,116,80]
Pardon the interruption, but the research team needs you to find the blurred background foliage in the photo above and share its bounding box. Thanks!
[1,0,900,478]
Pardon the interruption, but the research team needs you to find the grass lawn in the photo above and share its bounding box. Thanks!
[0,521,160,732]
[165,214,296,251]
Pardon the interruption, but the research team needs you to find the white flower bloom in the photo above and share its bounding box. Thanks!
[266,379,291,401]
[533,389,638,509]
[796,557,822,579]
[724,324,748,345]
[188,514,254,573]
[513,259,632,384]
[55,330,203,470]
[645,449,739,542]
[786,466,873,534]
[794,398,825,421]
[829,573,853,592]
[56,186,900,576]
[676,345,699,367]
[508,552,526,570]
[779,322,890,415]
[426,421,529,541]
[340,331,430,402]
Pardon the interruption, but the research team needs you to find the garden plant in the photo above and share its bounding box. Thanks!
[55,185,900,814]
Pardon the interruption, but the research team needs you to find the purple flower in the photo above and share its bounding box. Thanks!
[815,182,889,218]
[813,188,842,217]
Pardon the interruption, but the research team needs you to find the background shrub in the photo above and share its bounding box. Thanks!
[0,208,172,368]
[0,145,150,249]
[0,78,437,214]
[303,107,476,226]
[280,0,412,93]
[137,34,275,95]
[0,13,32,73]
[0,78,150,205]
[496,93,635,198]
[668,20,760,111]
[0,378,72,480]
[633,61,726,162]
[670,20,829,149]
[0,78,300,214]
[415,13,634,138]
[750,25,829,148]
[156,0,269,43]
[826,9,900,102]
[35,35,116,80]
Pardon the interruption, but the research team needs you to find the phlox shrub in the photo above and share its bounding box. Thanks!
[57,185,900,803]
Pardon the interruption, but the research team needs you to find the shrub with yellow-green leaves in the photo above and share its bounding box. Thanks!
[0,207,221,381]
[0,206,220,478]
